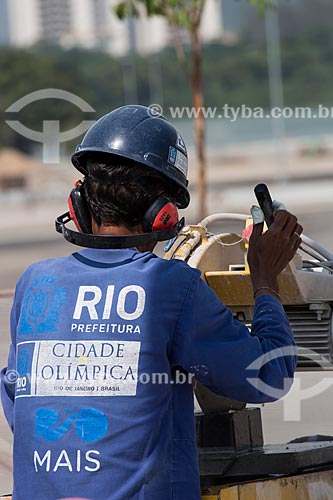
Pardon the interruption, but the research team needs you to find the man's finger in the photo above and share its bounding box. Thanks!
[292,223,303,239]
[270,209,289,228]
[290,223,303,251]
[291,236,302,252]
[272,210,297,233]
[281,211,303,237]
[249,221,264,242]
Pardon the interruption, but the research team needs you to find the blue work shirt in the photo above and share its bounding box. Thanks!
[1,248,296,500]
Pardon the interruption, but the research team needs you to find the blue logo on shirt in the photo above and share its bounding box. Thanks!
[19,276,67,335]
[35,408,108,443]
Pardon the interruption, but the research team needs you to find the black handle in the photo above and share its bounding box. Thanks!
[254,183,274,227]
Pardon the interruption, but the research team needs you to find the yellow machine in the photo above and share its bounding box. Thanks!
[165,213,333,499]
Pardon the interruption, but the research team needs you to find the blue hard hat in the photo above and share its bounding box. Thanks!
[71,105,190,208]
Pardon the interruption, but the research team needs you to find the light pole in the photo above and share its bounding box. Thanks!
[122,3,138,104]
[265,2,289,183]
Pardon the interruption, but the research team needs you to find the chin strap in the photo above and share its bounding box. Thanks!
[55,212,185,249]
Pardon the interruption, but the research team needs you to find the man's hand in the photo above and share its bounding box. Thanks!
[247,210,303,299]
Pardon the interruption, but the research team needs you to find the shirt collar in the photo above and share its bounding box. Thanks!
[76,247,150,264]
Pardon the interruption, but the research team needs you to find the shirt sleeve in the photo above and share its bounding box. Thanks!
[170,273,297,404]
[1,289,19,431]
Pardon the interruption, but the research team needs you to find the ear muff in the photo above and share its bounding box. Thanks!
[56,190,185,249]
[142,197,179,233]
[68,180,92,234]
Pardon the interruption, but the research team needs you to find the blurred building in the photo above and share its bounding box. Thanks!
[0,0,10,45]
[1,0,40,46]
[221,0,247,35]
[0,0,227,55]
[39,0,71,44]
[201,0,224,42]
[0,149,47,192]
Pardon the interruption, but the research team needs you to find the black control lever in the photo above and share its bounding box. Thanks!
[254,183,274,227]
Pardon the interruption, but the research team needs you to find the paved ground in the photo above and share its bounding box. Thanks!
[0,296,13,495]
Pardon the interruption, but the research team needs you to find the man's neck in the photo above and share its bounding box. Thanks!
[91,220,155,253]
[93,224,143,237]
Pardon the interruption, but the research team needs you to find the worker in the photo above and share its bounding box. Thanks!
[1,105,303,500]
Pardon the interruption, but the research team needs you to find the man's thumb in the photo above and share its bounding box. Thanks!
[250,206,264,241]
[251,206,264,225]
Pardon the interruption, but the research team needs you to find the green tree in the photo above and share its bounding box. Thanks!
[115,0,209,218]
[249,0,275,15]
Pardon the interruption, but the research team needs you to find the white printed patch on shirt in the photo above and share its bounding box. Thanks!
[16,340,141,397]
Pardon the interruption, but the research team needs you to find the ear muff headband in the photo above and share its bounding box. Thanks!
[55,212,185,249]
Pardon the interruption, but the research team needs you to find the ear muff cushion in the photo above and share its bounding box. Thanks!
[143,197,179,233]
[68,180,92,234]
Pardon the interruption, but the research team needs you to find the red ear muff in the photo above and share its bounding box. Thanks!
[68,180,92,234]
[142,197,179,233]
[56,191,185,248]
